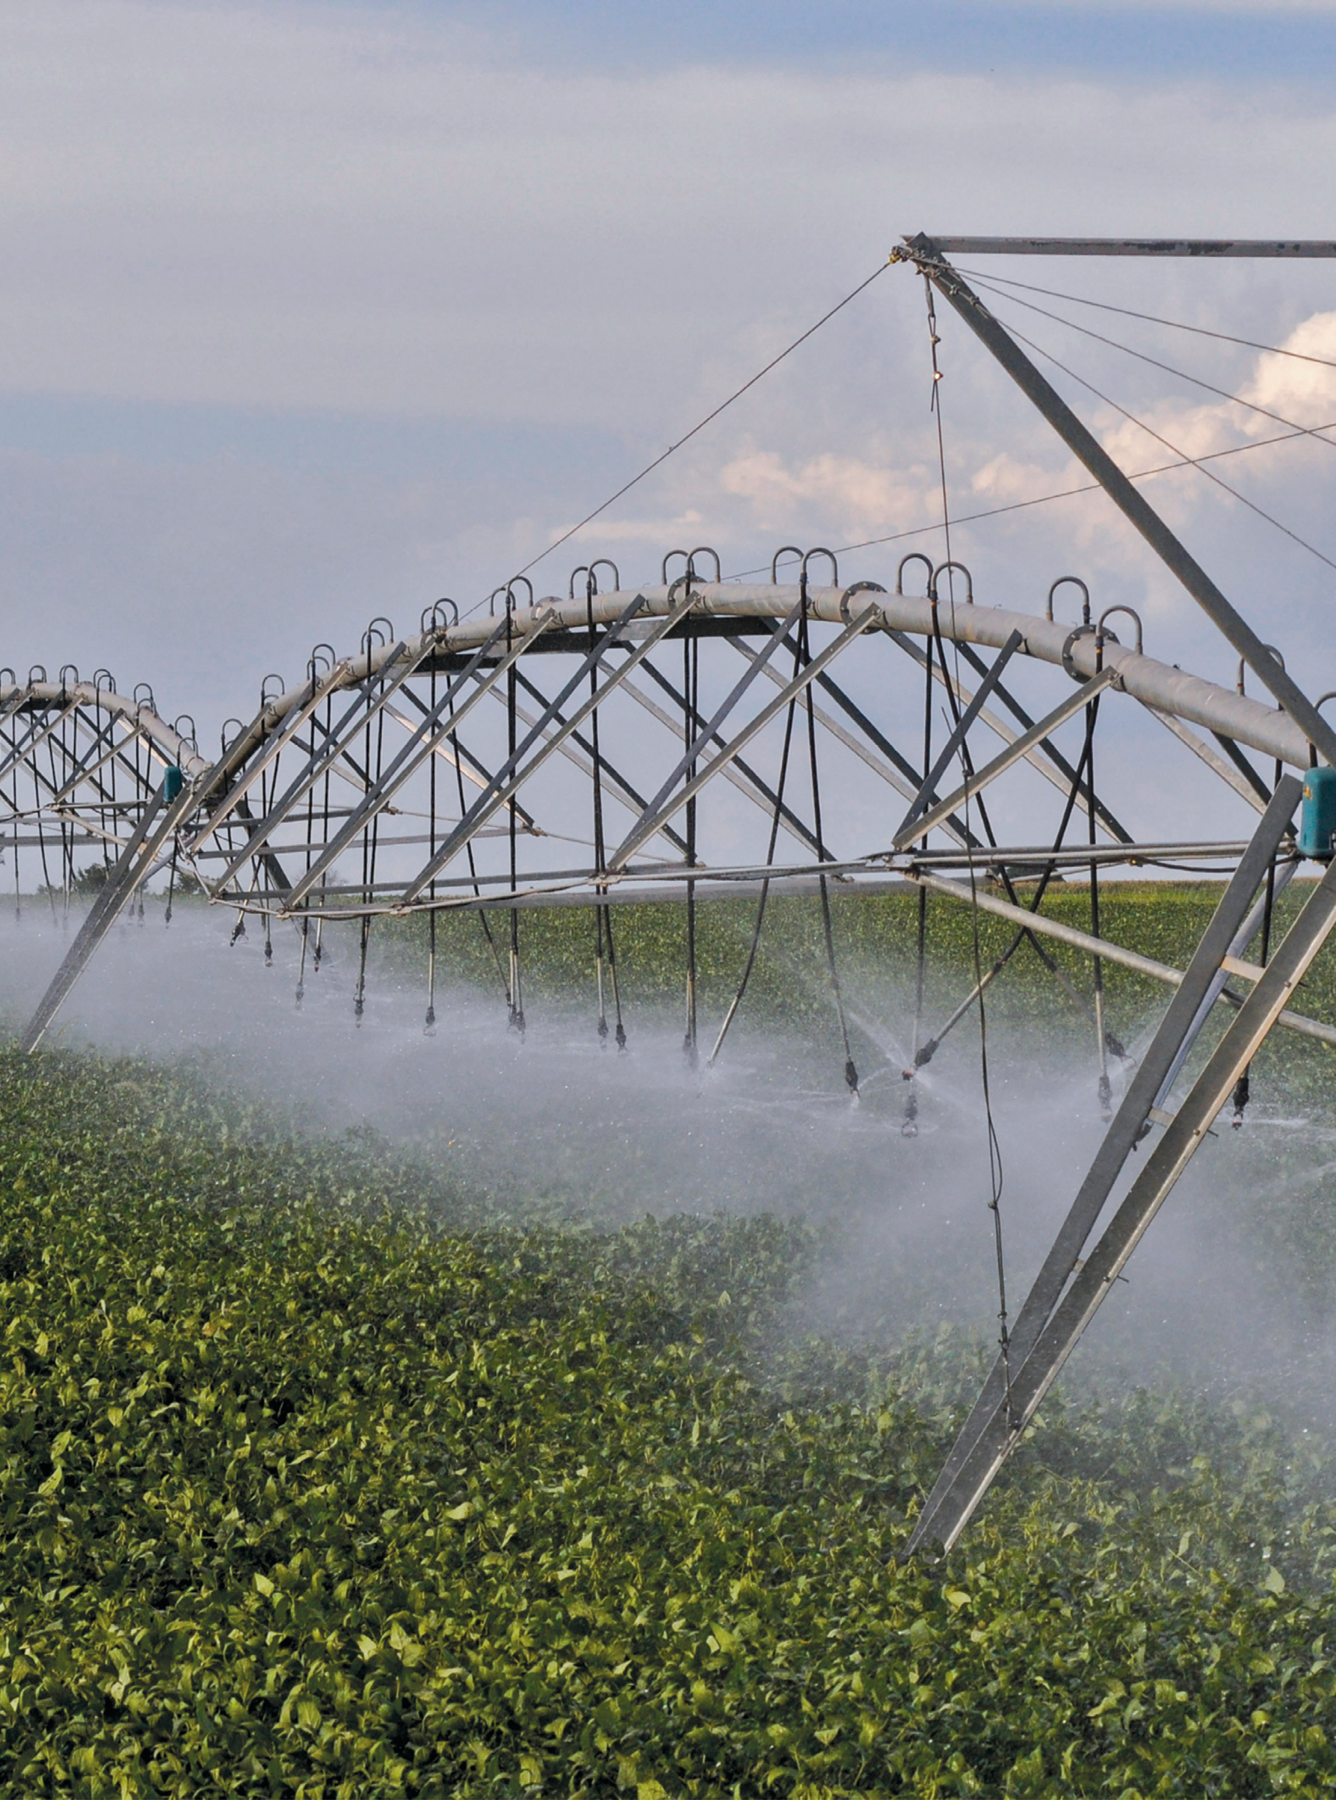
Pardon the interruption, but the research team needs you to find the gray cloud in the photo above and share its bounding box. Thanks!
[1,0,1336,741]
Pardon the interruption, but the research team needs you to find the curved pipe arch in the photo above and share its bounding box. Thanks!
[218,580,1314,775]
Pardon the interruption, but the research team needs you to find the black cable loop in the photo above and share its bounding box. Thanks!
[506,583,525,1035]
[797,573,858,1097]
[683,577,700,1064]
[1233,688,1287,1126]
[1082,661,1111,1120]
[587,577,621,1046]
[708,610,805,1066]
[425,650,439,1035]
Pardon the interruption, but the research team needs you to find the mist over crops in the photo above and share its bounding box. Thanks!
[4,891,1335,1433]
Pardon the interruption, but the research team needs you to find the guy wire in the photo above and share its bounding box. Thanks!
[924,272,1015,1427]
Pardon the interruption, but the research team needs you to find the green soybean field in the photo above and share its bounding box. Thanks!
[3,885,1336,1795]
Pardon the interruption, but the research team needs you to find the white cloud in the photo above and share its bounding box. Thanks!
[3,0,1336,729]
[719,451,937,536]
[1,0,1336,431]
[1099,309,1336,471]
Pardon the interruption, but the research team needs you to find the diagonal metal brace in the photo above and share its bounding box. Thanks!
[903,237,1336,769]
[906,778,1308,1554]
[892,666,1119,850]
[896,630,1024,840]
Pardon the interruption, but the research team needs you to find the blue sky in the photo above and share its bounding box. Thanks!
[429,0,1336,82]
[2,0,1336,736]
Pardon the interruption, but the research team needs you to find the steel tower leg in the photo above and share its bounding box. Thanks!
[906,777,1307,1554]
[19,782,197,1053]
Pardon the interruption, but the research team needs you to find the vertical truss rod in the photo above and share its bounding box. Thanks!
[904,238,1336,768]
[906,778,1303,1554]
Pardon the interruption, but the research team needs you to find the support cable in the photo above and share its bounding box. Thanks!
[587,579,626,1048]
[925,272,1015,1427]
[501,262,891,593]
[1232,733,1285,1126]
[426,652,439,1034]
[991,310,1336,578]
[904,605,936,1137]
[907,720,1115,1074]
[964,273,1336,457]
[954,266,1336,377]
[1084,679,1112,1119]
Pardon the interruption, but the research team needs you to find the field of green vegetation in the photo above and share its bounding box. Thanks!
[4,884,1336,1795]
[380,880,1336,1103]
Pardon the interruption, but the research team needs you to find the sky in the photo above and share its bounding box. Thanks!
[2,0,1336,753]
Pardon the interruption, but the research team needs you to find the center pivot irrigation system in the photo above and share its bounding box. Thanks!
[6,235,1336,1551]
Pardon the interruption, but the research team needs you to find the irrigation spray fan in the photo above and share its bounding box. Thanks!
[7,235,1336,1553]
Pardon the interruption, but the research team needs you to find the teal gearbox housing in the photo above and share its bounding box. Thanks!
[1298,765,1336,861]
[163,765,184,802]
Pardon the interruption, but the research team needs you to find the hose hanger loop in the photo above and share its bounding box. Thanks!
[839,580,887,625]
[896,552,933,597]
[588,558,620,596]
[259,673,285,709]
[172,713,198,752]
[661,549,690,585]
[0,667,15,692]
[307,642,337,688]
[361,617,391,677]
[221,717,244,755]
[92,668,113,696]
[1047,576,1090,625]
[1096,605,1142,657]
[771,545,803,584]
[929,559,974,606]
[27,664,47,687]
[505,577,533,616]
[420,600,458,635]
[58,664,79,698]
[133,681,156,712]
[687,546,721,585]
[800,547,839,592]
